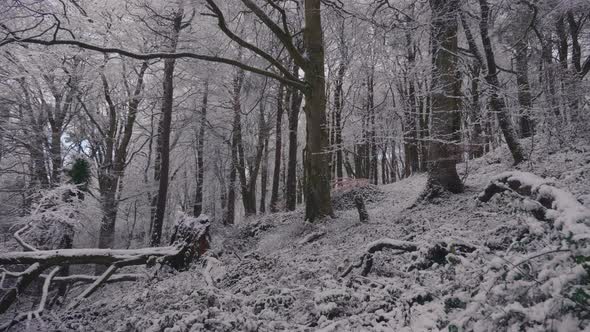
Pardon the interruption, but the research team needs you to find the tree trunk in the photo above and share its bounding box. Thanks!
[367,70,378,185]
[225,148,237,225]
[244,101,267,215]
[418,84,430,172]
[270,84,284,212]
[260,136,269,213]
[427,0,463,194]
[229,68,246,221]
[98,185,118,249]
[150,10,183,246]
[514,40,534,138]
[469,65,485,158]
[286,69,302,211]
[193,80,208,217]
[49,125,63,185]
[381,145,388,184]
[333,63,345,181]
[302,0,333,221]
[403,33,420,178]
[478,0,525,165]
[556,17,568,70]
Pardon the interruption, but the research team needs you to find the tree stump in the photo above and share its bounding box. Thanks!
[354,195,369,222]
[168,213,211,270]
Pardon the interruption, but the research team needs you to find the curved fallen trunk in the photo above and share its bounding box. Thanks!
[478,171,590,242]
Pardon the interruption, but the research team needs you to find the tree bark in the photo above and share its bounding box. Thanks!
[403,32,420,178]
[150,10,183,246]
[302,0,334,221]
[427,0,463,194]
[244,101,267,215]
[368,70,378,185]
[270,84,284,212]
[333,63,345,181]
[286,68,302,211]
[478,0,525,164]
[98,61,149,250]
[514,40,534,138]
[225,149,237,225]
[193,80,208,217]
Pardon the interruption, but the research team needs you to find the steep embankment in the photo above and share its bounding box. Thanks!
[54,142,590,332]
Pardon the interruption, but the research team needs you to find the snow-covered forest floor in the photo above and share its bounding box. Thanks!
[41,138,590,331]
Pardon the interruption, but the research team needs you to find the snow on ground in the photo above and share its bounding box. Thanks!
[40,139,590,331]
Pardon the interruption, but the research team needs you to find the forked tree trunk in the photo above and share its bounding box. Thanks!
[150,10,183,246]
[98,61,148,251]
[427,0,463,194]
[478,0,525,165]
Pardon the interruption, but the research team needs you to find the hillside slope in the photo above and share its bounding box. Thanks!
[51,142,590,332]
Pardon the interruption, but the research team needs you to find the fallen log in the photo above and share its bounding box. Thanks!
[478,171,590,242]
[0,212,210,328]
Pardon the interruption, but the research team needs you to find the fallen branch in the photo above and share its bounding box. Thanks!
[0,245,184,266]
[40,273,143,285]
[13,222,37,252]
[0,267,60,331]
[0,263,46,314]
[298,231,326,245]
[0,212,211,321]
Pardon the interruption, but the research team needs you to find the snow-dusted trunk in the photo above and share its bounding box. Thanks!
[427,0,463,194]
[469,65,485,158]
[49,124,63,185]
[98,184,118,249]
[515,39,534,138]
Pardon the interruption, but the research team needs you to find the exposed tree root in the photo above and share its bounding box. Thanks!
[341,239,419,278]
[341,238,477,278]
